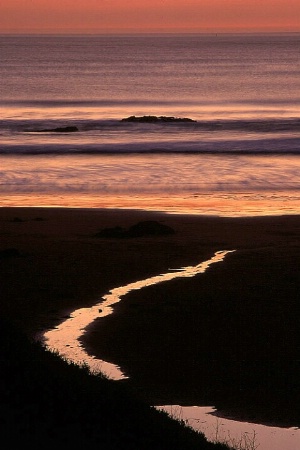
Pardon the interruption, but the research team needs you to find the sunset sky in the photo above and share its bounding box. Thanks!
[1,0,300,33]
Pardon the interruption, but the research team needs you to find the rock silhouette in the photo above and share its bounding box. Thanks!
[121,115,196,123]
[28,126,79,133]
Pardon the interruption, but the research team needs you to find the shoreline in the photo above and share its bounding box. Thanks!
[1,206,300,429]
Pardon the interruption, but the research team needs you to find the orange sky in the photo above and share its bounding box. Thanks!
[1,0,300,33]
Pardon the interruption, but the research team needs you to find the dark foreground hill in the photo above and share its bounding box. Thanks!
[0,318,229,449]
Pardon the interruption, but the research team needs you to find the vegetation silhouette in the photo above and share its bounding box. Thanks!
[0,318,231,449]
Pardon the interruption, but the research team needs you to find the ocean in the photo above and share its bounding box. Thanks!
[1,33,300,216]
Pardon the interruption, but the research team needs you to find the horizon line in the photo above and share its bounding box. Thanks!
[1,30,300,36]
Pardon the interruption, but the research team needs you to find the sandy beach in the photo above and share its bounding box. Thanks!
[1,207,300,428]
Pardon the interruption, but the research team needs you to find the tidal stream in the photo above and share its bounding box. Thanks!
[41,250,300,450]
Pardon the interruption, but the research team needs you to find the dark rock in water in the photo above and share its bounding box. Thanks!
[127,221,175,237]
[0,248,21,259]
[94,221,175,238]
[121,115,196,123]
[29,126,79,133]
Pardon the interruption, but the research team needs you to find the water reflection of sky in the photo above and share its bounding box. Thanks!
[1,154,300,217]
[157,406,300,450]
[42,250,234,380]
[2,191,300,217]
[41,250,300,450]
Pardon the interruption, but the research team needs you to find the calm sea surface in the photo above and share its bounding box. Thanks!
[1,33,300,215]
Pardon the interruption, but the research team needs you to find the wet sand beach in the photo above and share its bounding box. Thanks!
[1,207,300,429]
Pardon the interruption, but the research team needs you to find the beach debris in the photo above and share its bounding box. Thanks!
[94,226,126,238]
[9,217,25,222]
[94,220,175,238]
[121,115,196,123]
[32,217,46,221]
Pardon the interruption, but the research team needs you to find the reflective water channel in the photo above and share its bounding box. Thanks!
[41,251,300,450]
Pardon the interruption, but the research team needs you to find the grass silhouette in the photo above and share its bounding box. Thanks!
[0,318,232,449]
